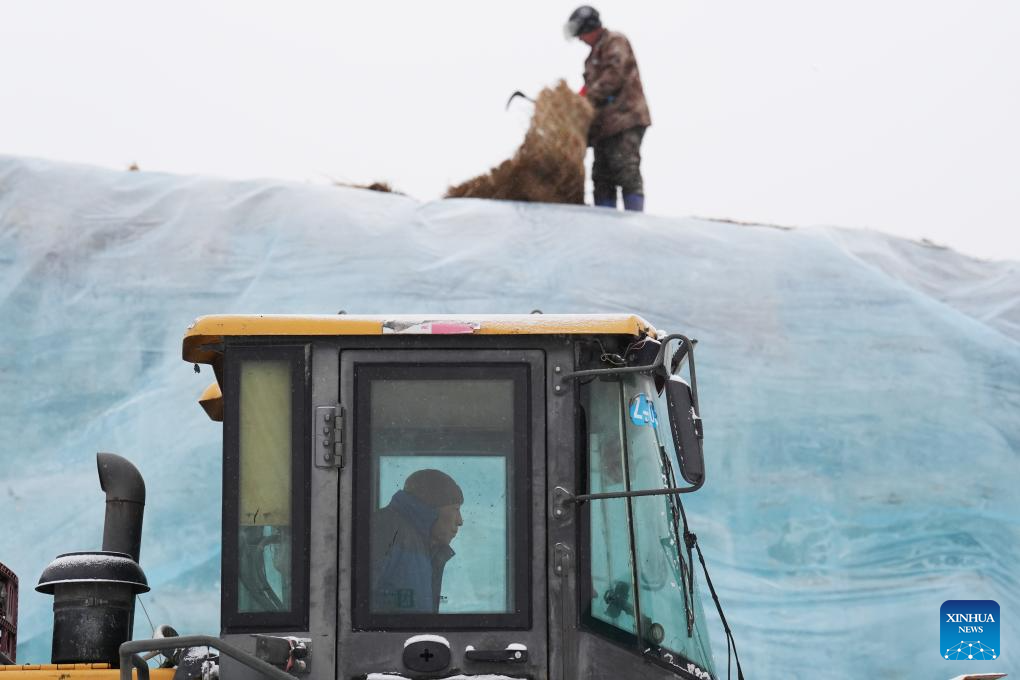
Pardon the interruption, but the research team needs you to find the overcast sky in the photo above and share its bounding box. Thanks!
[3,1,1018,261]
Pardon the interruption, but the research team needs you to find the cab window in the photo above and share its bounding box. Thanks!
[223,346,309,631]
[583,377,638,636]
[628,380,715,668]
[582,374,715,675]
[352,364,530,629]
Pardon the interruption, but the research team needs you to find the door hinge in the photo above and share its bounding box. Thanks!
[314,405,344,468]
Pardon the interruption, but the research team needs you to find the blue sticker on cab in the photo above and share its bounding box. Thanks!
[629,394,658,427]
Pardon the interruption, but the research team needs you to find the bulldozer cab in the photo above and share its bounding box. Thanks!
[182,313,717,680]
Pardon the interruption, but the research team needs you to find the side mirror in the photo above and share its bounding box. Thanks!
[664,375,704,486]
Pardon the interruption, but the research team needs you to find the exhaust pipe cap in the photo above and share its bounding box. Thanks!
[35,551,149,594]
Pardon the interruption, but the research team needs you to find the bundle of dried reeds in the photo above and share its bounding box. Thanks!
[334,181,401,194]
[445,80,594,204]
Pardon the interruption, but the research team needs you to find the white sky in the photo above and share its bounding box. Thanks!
[3,1,1018,261]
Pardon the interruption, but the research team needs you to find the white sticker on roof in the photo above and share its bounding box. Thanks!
[382,320,480,335]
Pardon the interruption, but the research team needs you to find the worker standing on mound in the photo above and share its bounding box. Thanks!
[565,6,652,212]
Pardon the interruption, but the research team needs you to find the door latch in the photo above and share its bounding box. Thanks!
[464,643,528,663]
[314,405,344,468]
[553,542,573,577]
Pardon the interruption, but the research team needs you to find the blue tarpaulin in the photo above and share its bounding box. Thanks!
[1,155,1017,676]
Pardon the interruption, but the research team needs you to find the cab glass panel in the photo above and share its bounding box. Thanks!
[352,364,530,629]
[583,377,638,636]
[223,345,309,632]
[581,374,715,675]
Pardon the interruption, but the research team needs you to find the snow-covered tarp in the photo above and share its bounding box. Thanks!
[1,155,1017,677]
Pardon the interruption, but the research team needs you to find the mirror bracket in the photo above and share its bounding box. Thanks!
[558,334,697,384]
[552,486,574,520]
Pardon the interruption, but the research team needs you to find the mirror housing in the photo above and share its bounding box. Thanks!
[664,375,705,486]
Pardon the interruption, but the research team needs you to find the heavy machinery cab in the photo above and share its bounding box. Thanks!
[180,313,717,680]
[5,313,726,680]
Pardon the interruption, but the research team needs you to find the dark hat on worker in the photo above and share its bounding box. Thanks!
[564,5,602,38]
[404,469,464,508]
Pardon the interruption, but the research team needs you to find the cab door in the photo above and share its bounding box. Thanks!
[337,349,548,679]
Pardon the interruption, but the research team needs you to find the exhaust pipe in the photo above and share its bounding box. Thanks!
[36,453,149,666]
[98,452,146,562]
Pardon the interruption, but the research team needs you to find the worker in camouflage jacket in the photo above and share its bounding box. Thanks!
[565,5,652,212]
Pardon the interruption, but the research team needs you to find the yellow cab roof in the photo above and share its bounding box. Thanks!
[182,313,656,364]
[182,314,657,422]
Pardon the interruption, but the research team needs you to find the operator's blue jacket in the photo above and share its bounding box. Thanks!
[370,490,454,613]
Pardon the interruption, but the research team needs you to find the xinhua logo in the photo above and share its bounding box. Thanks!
[941,600,999,660]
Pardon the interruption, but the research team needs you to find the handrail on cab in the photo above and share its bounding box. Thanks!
[120,634,296,680]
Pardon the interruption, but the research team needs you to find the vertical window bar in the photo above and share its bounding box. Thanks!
[617,381,644,650]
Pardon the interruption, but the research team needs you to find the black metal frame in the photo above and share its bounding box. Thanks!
[350,362,533,631]
[561,334,695,387]
[563,336,703,494]
[221,344,311,633]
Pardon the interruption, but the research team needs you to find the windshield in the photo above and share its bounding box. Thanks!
[583,373,715,675]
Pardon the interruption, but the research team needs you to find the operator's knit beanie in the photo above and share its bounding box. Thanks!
[404,469,464,508]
